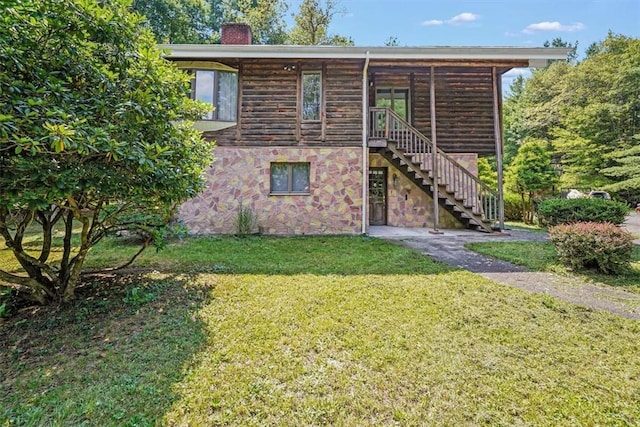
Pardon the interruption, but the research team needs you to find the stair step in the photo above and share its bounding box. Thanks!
[383,137,498,233]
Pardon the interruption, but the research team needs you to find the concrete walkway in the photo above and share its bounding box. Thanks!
[370,223,640,321]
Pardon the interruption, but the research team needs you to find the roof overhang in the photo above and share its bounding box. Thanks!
[159,44,570,68]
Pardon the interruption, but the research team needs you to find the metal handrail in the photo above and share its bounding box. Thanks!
[368,107,498,222]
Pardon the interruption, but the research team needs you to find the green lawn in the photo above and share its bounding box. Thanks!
[1,235,640,425]
[466,241,640,291]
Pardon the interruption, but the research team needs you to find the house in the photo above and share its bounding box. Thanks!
[161,23,568,235]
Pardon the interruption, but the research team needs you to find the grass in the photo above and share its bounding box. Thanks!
[2,234,640,425]
[466,241,640,291]
[504,221,547,232]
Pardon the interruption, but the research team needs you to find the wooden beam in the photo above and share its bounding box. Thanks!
[492,66,505,230]
[295,62,301,142]
[236,63,243,141]
[430,66,440,232]
[321,62,327,142]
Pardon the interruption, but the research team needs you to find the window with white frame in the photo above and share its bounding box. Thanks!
[191,69,238,121]
[301,71,321,121]
[270,163,310,194]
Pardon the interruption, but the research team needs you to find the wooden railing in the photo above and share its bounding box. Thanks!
[369,107,498,222]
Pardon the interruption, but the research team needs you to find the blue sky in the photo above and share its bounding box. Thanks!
[322,0,639,52]
[291,0,639,87]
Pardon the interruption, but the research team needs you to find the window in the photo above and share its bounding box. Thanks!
[375,87,409,121]
[191,69,238,121]
[302,71,321,121]
[270,163,310,194]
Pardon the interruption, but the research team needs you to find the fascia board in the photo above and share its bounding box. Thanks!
[160,44,570,63]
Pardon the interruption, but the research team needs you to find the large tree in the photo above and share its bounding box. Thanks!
[506,140,558,224]
[218,0,289,44]
[601,136,640,194]
[503,33,640,197]
[553,33,640,190]
[0,0,213,304]
[132,0,211,43]
[288,0,353,46]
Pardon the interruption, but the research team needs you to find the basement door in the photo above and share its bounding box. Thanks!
[369,168,387,225]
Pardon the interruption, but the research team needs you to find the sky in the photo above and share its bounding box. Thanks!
[296,0,639,86]
[321,0,639,51]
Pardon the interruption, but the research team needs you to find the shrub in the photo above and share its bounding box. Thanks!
[537,198,629,226]
[549,222,634,274]
[503,192,522,221]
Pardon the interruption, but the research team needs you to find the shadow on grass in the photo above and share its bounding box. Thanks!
[0,272,210,426]
[0,235,459,424]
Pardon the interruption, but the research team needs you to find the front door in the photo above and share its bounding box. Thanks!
[375,88,410,121]
[369,168,387,225]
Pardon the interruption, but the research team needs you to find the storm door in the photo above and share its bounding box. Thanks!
[369,168,387,226]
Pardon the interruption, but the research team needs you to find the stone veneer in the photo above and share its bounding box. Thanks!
[180,146,363,235]
[369,153,479,229]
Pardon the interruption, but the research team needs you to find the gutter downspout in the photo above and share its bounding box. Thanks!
[361,51,370,234]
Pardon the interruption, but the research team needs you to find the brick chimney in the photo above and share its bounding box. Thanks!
[221,23,252,45]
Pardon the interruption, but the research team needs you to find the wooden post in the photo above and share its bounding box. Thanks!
[430,66,441,233]
[492,67,505,230]
[321,62,327,142]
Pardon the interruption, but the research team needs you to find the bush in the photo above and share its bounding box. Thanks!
[537,198,629,226]
[549,222,634,274]
[503,192,522,221]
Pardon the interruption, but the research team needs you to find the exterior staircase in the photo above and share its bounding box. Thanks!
[369,107,498,232]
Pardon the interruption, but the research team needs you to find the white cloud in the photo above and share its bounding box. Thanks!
[422,19,444,26]
[447,12,479,25]
[523,21,585,34]
[422,12,479,27]
[502,68,531,79]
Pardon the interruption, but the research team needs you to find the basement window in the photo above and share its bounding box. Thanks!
[270,163,310,194]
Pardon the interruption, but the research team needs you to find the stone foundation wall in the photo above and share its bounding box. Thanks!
[180,146,364,235]
[369,153,479,229]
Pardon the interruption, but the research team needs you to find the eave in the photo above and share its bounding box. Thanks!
[159,44,570,68]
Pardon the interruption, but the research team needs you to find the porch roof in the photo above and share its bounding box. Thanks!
[160,44,570,68]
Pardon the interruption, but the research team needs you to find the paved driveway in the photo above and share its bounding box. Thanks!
[622,212,640,245]
[369,224,640,320]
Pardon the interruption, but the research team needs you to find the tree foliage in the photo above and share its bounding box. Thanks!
[601,136,640,192]
[506,140,558,223]
[288,0,353,46]
[0,0,213,304]
[131,0,289,44]
[219,0,289,44]
[503,33,640,199]
[132,0,211,43]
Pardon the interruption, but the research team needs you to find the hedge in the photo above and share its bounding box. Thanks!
[537,198,628,226]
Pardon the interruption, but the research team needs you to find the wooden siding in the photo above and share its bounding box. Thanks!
[206,59,364,147]
[372,67,498,156]
[435,67,496,155]
[187,57,528,155]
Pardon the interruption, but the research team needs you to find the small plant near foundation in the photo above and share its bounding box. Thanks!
[549,222,634,274]
[235,200,259,236]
